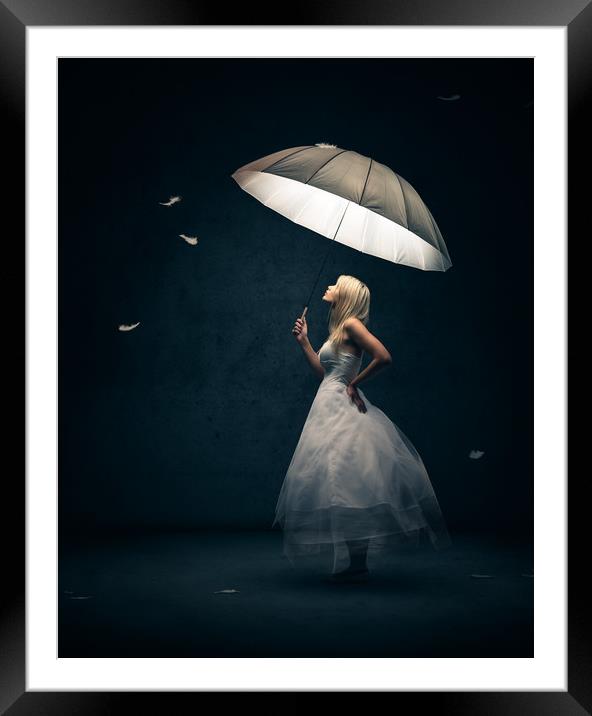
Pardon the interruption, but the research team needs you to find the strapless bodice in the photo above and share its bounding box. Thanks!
[318,339,362,386]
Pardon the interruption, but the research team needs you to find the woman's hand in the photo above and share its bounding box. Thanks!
[292,316,308,343]
[346,383,367,413]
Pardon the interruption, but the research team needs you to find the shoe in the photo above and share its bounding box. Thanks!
[330,568,369,583]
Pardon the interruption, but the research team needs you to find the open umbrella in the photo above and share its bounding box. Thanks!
[231,143,452,319]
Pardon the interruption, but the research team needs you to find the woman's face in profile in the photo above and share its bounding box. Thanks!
[322,283,339,303]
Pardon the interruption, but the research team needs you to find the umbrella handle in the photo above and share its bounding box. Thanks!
[300,306,308,321]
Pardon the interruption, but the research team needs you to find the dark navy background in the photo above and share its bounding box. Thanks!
[58,58,533,536]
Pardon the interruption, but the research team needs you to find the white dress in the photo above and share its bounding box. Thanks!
[272,338,452,574]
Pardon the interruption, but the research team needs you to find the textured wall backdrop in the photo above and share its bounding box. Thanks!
[58,58,533,535]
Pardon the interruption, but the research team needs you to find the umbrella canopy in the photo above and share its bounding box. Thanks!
[231,143,452,272]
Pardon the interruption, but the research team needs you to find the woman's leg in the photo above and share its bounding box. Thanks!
[345,538,370,571]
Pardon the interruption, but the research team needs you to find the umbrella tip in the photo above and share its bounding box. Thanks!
[315,142,338,149]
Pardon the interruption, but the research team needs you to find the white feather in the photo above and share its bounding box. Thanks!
[179,233,199,245]
[159,195,182,206]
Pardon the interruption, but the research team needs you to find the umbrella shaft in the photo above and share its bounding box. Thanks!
[301,201,350,320]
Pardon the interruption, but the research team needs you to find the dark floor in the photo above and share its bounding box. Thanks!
[58,530,533,657]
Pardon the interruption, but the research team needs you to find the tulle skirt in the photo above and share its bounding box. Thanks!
[272,379,452,574]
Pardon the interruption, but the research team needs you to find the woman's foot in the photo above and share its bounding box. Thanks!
[330,566,370,582]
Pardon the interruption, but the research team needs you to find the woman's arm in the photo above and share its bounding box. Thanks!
[292,315,325,381]
[344,317,392,389]
[298,337,326,381]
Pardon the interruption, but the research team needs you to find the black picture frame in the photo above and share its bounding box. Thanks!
[6,0,584,711]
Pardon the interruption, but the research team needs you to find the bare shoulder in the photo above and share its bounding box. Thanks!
[343,318,392,362]
[343,316,369,337]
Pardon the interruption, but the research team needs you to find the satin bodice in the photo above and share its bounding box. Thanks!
[318,340,362,386]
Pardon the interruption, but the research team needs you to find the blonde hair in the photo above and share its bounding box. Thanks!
[326,275,370,353]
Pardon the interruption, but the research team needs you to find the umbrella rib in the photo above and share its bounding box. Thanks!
[333,200,350,240]
[425,207,451,268]
[393,172,409,227]
[360,207,370,254]
[359,158,373,205]
[291,187,319,225]
[424,216,443,270]
[263,146,316,173]
[304,150,350,185]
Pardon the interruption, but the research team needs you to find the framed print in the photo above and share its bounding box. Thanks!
[5,0,586,711]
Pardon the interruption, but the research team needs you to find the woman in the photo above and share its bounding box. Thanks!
[272,274,451,582]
